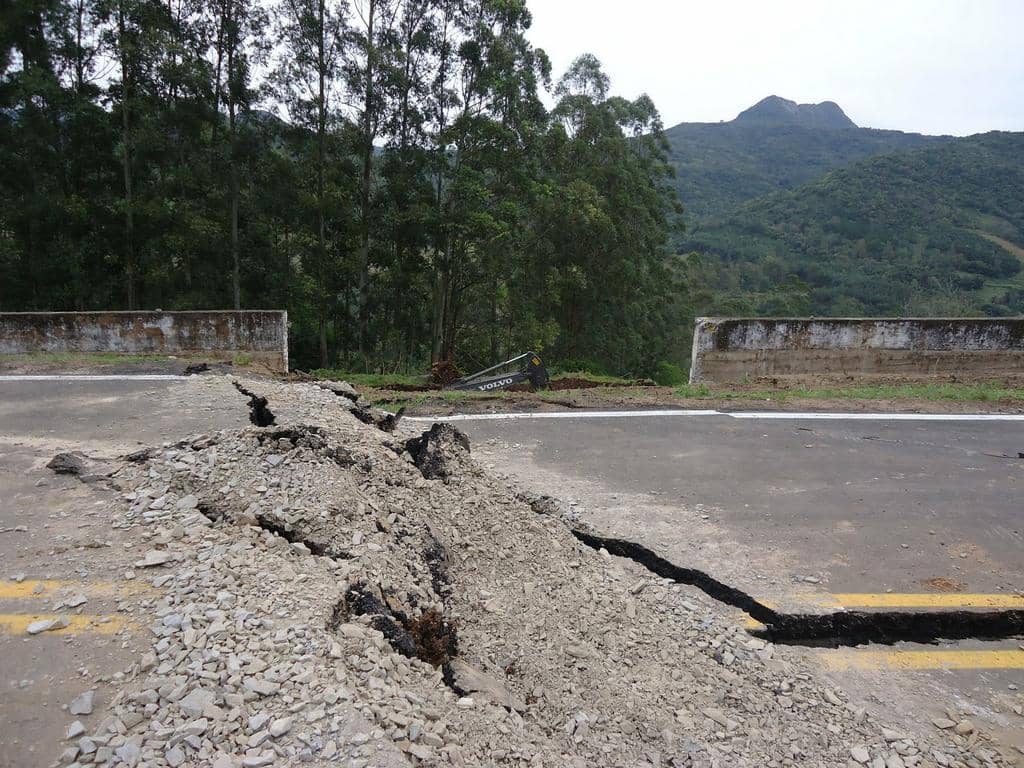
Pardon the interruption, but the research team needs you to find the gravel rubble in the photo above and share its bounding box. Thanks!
[46,375,1016,768]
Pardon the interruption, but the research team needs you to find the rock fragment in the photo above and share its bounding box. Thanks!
[68,690,95,716]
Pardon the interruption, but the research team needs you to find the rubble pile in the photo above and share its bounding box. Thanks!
[54,376,1012,767]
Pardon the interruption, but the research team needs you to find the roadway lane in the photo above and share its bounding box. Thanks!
[0,377,248,766]
[459,413,1023,604]
[456,411,1024,754]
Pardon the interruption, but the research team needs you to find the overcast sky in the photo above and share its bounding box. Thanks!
[525,0,1024,136]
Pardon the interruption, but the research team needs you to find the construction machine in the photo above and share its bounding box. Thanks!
[446,351,549,393]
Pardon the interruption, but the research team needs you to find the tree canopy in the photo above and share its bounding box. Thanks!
[1,0,691,376]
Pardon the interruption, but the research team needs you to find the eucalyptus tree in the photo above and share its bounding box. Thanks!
[209,0,269,308]
[273,0,351,366]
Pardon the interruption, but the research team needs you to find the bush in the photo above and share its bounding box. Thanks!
[653,361,686,386]
[551,358,608,377]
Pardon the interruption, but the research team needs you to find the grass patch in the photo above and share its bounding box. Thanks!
[551,370,634,385]
[310,370,431,388]
[675,382,1024,402]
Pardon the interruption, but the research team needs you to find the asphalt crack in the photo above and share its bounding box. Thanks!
[335,581,458,667]
[232,381,276,426]
[572,529,1024,647]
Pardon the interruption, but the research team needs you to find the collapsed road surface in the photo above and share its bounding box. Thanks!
[454,410,1024,756]
[0,375,1020,767]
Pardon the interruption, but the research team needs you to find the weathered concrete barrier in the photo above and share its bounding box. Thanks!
[0,311,288,372]
[689,317,1024,383]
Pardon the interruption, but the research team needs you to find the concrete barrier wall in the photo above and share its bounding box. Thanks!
[0,311,288,372]
[689,317,1024,383]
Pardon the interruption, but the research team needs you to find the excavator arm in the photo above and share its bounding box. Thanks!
[446,352,549,392]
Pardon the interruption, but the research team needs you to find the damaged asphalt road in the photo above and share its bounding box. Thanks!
[0,375,1021,767]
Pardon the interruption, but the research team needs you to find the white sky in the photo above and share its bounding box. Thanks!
[526,0,1024,136]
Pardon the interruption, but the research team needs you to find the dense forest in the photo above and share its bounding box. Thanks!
[0,0,690,375]
[682,132,1024,317]
[5,8,1023,378]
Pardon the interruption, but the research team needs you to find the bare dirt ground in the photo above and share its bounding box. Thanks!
[376,384,1024,418]
[0,354,264,377]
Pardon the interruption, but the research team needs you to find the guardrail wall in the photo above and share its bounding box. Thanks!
[689,317,1024,383]
[0,311,288,372]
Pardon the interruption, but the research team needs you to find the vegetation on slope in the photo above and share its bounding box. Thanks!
[0,1,691,377]
[664,97,947,219]
[683,132,1024,317]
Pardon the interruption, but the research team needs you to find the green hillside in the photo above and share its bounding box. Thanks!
[681,132,1024,317]
[665,96,948,218]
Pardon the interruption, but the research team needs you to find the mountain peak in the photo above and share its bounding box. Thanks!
[734,96,857,130]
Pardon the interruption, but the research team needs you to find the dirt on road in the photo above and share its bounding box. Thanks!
[1,374,1020,767]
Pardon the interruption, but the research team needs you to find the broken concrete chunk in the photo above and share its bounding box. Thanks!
[47,452,115,482]
[27,615,69,635]
[178,688,215,718]
[134,550,172,567]
[175,494,199,511]
[66,721,86,740]
[850,745,870,764]
[243,677,280,697]
[404,423,471,480]
[351,404,404,433]
[268,716,292,737]
[68,689,95,716]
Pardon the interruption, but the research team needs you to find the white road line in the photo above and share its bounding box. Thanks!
[726,412,1024,421]
[407,410,1024,422]
[0,375,188,382]
[404,409,722,422]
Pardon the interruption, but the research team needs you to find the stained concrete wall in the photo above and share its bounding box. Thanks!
[689,317,1024,383]
[0,311,289,372]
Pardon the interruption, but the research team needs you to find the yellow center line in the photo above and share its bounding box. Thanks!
[0,613,132,636]
[824,593,1024,609]
[0,580,155,600]
[821,650,1024,671]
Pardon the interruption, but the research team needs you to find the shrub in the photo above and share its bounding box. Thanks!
[653,361,686,386]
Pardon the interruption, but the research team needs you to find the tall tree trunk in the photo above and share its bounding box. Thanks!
[227,3,240,309]
[489,276,498,361]
[211,0,226,152]
[117,0,137,309]
[316,0,328,368]
[318,310,328,369]
[356,0,376,361]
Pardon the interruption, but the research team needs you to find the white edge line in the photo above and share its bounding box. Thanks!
[0,374,189,382]
[404,409,722,422]
[406,410,1024,422]
[726,412,1024,421]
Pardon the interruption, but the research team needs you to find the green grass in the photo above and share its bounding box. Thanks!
[0,351,169,364]
[550,370,635,385]
[675,381,1024,402]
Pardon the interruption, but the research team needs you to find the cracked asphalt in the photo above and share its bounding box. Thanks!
[0,378,248,766]
[1,380,1021,761]
[462,411,1024,751]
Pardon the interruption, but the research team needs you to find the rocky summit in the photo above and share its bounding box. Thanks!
[733,95,858,129]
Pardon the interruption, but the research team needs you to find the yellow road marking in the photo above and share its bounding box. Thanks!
[829,593,1024,609]
[821,650,1024,671]
[0,613,131,636]
[0,580,153,600]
